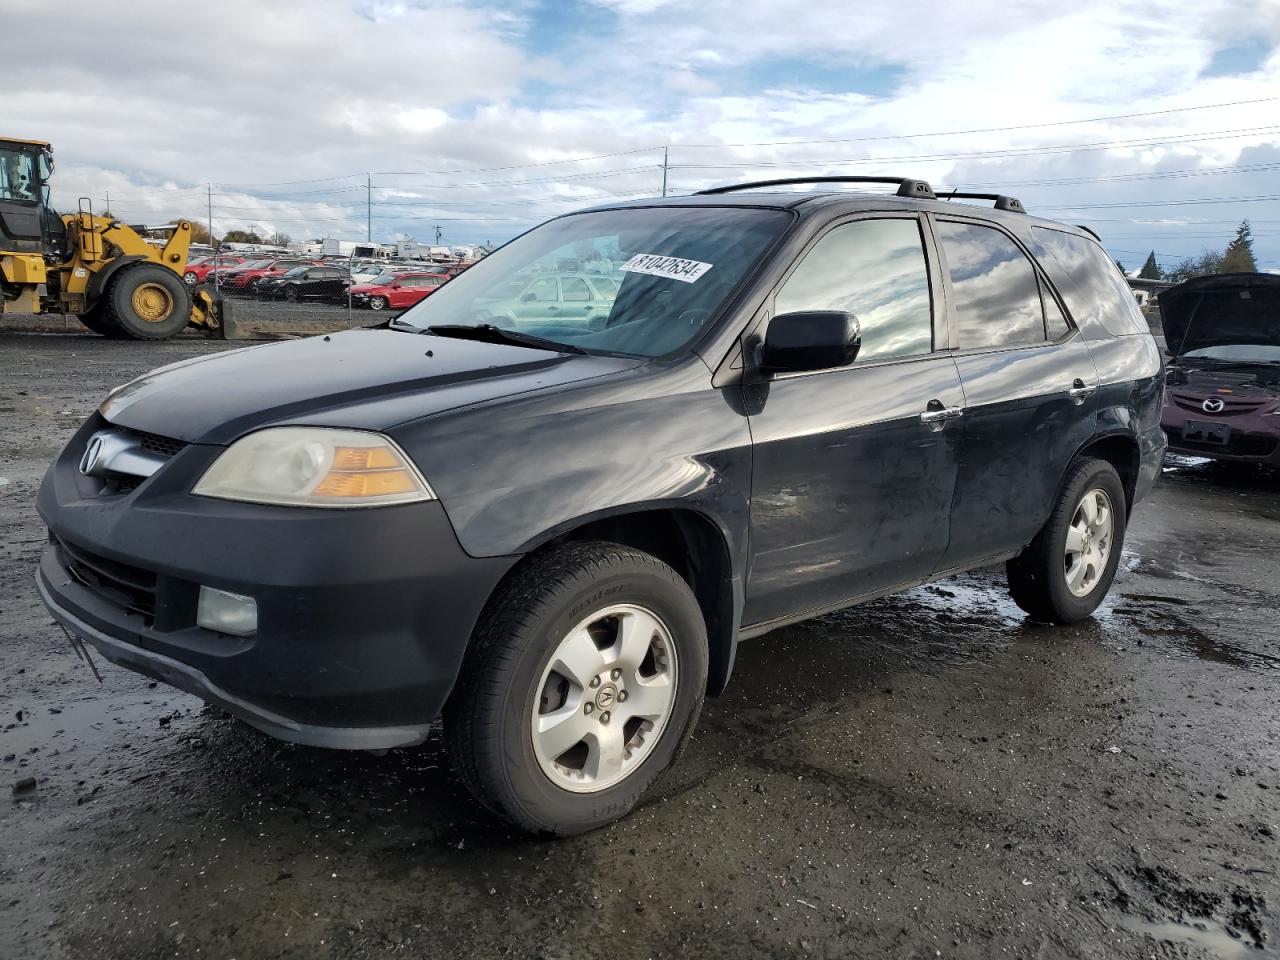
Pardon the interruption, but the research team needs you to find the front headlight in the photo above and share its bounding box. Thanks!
[193,427,434,508]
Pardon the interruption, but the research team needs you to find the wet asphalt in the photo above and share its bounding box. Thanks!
[1,324,1278,960]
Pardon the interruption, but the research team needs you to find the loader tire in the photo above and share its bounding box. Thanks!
[77,303,125,338]
[104,264,193,340]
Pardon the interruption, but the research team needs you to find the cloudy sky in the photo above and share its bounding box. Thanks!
[8,0,1280,270]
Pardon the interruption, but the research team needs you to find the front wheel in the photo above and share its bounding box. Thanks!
[101,263,192,340]
[368,296,388,311]
[1006,458,1127,623]
[444,542,708,835]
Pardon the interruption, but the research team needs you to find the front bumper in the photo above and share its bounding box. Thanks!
[1160,404,1280,464]
[36,415,518,749]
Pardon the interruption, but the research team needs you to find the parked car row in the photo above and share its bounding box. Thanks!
[185,254,473,308]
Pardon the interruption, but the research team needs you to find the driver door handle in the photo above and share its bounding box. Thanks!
[920,400,964,431]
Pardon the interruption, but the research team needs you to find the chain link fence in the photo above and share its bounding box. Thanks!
[193,249,470,338]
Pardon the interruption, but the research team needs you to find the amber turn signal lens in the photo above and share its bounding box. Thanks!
[330,446,402,471]
[312,469,419,498]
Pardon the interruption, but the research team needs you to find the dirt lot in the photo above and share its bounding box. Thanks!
[2,323,1278,960]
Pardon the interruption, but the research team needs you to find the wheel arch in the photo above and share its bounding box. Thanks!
[1070,431,1141,512]
[85,254,150,304]
[505,506,742,697]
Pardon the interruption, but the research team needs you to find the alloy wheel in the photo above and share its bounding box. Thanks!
[531,603,678,793]
[1064,487,1113,597]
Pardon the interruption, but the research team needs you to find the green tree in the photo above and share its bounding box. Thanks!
[267,231,291,246]
[221,229,262,244]
[1220,220,1257,273]
[1138,251,1162,280]
[1115,260,1126,275]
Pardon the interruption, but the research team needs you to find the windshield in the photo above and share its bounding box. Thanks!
[395,207,792,358]
[1182,344,1280,364]
[0,145,40,202]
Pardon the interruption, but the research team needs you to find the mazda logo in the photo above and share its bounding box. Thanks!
[1202,397,1226,413]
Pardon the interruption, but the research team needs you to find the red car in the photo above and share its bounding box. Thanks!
[182,255,248,285]
[1160,272,1280,465]
[349,272,447,310]
[219,258,321,293]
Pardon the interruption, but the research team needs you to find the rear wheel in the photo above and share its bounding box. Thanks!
[445,542,708,835]
[1007,458,1127,623]
[77,302,124,337]
[283,285,299,302]
[102,264,192,340]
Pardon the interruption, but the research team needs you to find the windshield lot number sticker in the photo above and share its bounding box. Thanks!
[621,254,712,283]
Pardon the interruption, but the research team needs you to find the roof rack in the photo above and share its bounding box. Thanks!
[695,176,935,199]
[1075,224,1102,241]
[939,191,1026,213]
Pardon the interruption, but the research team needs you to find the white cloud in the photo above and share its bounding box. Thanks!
[6,0,1280,261]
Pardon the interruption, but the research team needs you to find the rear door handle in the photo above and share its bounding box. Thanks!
[1068,379,1097,404]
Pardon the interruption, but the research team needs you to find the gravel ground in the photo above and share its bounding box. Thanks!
[2,325,1277,960]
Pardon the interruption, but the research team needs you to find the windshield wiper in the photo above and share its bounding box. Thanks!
[425,324,588,355]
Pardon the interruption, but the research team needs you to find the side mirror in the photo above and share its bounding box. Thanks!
[759,310,861,374]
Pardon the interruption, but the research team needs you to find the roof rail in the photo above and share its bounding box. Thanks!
[939,191,1026,213]
[1074,224,1102,241]
[695,176,935,199]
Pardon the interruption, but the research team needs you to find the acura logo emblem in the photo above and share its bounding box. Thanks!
[1202,397,1225,413]
[79,435,106,476]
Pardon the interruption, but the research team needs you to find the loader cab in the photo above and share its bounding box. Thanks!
[0,138,54,255]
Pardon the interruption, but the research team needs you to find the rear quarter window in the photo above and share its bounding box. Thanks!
[1026,227,1148,337]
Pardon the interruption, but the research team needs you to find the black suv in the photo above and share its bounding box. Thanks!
[36,177,1166,835]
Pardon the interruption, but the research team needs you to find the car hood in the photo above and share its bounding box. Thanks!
[100,328,642,445]
[1160,273,1280,356]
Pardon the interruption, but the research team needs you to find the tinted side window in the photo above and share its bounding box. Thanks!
[1043,282,1070,340]
[775,218,932,362]
[1026,227,1148,337]
[562,277,591,301]
[936,221,1045,349]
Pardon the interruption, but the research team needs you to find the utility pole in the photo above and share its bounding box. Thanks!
[207,183,214,250]
[104,189,110,214]
[434,225,442,244]
[366,173,372,242]
[661,146,669,198]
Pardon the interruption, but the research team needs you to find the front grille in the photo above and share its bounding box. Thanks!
[1170,392,1270,415]
[56,536,157,620]
[1167,429,1278,458]
[133,430,188,459]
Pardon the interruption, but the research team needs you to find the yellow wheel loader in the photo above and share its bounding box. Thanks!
[0,137,222,340]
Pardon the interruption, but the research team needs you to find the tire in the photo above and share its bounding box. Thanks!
[102,263,192,340]
[1006,458,1127,623]
[183,271,198,285]
[77,302,125,338]
[368,296,388,311]
[283,285,299,302]
[444,541,708,835]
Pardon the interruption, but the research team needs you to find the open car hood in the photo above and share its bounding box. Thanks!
[1161,273,1280,356]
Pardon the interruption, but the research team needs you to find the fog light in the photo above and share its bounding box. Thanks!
[196,586,258,637]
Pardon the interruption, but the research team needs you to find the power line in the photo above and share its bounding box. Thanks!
[1041,194,1280,210]
[668,124,1280,173]
[675,96,1280,148]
